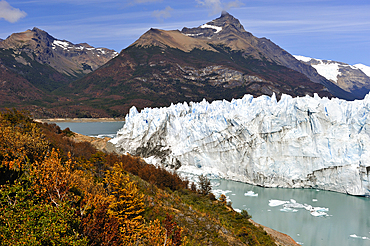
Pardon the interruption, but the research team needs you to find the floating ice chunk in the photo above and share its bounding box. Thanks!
[280,207,298,212]
[312,199,318,202]
[244,191,258,197]
[269,199,289,207]
[310,211,328,217]
[349,234,370,240]
[284,203,306,209]
[269,199,330,217]
[313,207,329,212]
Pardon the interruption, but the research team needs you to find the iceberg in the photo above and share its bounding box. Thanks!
[268,199,330,217]
[110,93,370,196]
[244,191,258,197]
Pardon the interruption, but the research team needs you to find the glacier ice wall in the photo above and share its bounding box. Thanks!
[110,93,370,196]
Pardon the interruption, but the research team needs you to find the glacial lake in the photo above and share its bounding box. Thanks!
[52,121,124,138]
[54,121,370,246]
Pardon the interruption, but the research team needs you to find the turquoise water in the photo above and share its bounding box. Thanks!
[53,121,370,246]
[52,121,124,138]
[213,179,370,246]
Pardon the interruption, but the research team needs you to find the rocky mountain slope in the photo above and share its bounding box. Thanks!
[0,28,118,116]
[295,55,370,99]
[66,12,337,116]
[0,27,118,82]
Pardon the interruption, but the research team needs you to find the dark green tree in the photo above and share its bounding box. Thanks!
[198,174,212,196]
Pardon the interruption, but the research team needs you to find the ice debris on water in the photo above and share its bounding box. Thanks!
[268,200,290,207]
[350,234,370,240]
[244,191,258,197]
[268,199,330,217]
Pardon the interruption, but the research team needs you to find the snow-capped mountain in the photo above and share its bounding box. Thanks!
[0,27,118,79]
[111,93,370,196]
[294,55,370,99]
[51,40,117,60]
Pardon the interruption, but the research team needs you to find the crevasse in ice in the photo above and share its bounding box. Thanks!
[110,93,370,196]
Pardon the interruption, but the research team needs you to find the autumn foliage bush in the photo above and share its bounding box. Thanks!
[0,110,275,245]
[0,110,188,245]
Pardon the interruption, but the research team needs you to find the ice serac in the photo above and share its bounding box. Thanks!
[111,93,370,196]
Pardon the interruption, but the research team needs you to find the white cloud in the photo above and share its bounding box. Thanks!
[196,0,243,15]
[0,0,27,23]
[152,6,173,22]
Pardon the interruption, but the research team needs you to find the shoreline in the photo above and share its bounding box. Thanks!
[34,117,125,123]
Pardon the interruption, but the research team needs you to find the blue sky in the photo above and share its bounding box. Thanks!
[1,0,370,66]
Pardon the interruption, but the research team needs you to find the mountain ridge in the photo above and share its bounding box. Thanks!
[0,12,367,118]
[0,27,119,117]
[64,12,338,117]
[0,27,118,79]
[294,55,370,98]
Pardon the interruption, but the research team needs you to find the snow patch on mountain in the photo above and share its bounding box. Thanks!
[200,24,222,33]
[354,64,370,77]
[52,40,118,57]
[294,55,312,63]
[295,55,370,84]
[52,40,71,50]
[312,62,341,83]
[294,55,342,82]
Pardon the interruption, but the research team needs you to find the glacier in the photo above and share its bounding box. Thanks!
[110,93,370,196]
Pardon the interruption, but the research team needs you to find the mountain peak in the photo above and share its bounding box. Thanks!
[221,10,230,16]
[181,11,246,38]
[212,11,245,32]
[32,27,43,32]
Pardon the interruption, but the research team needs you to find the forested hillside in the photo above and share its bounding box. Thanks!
[0,110,279,245]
